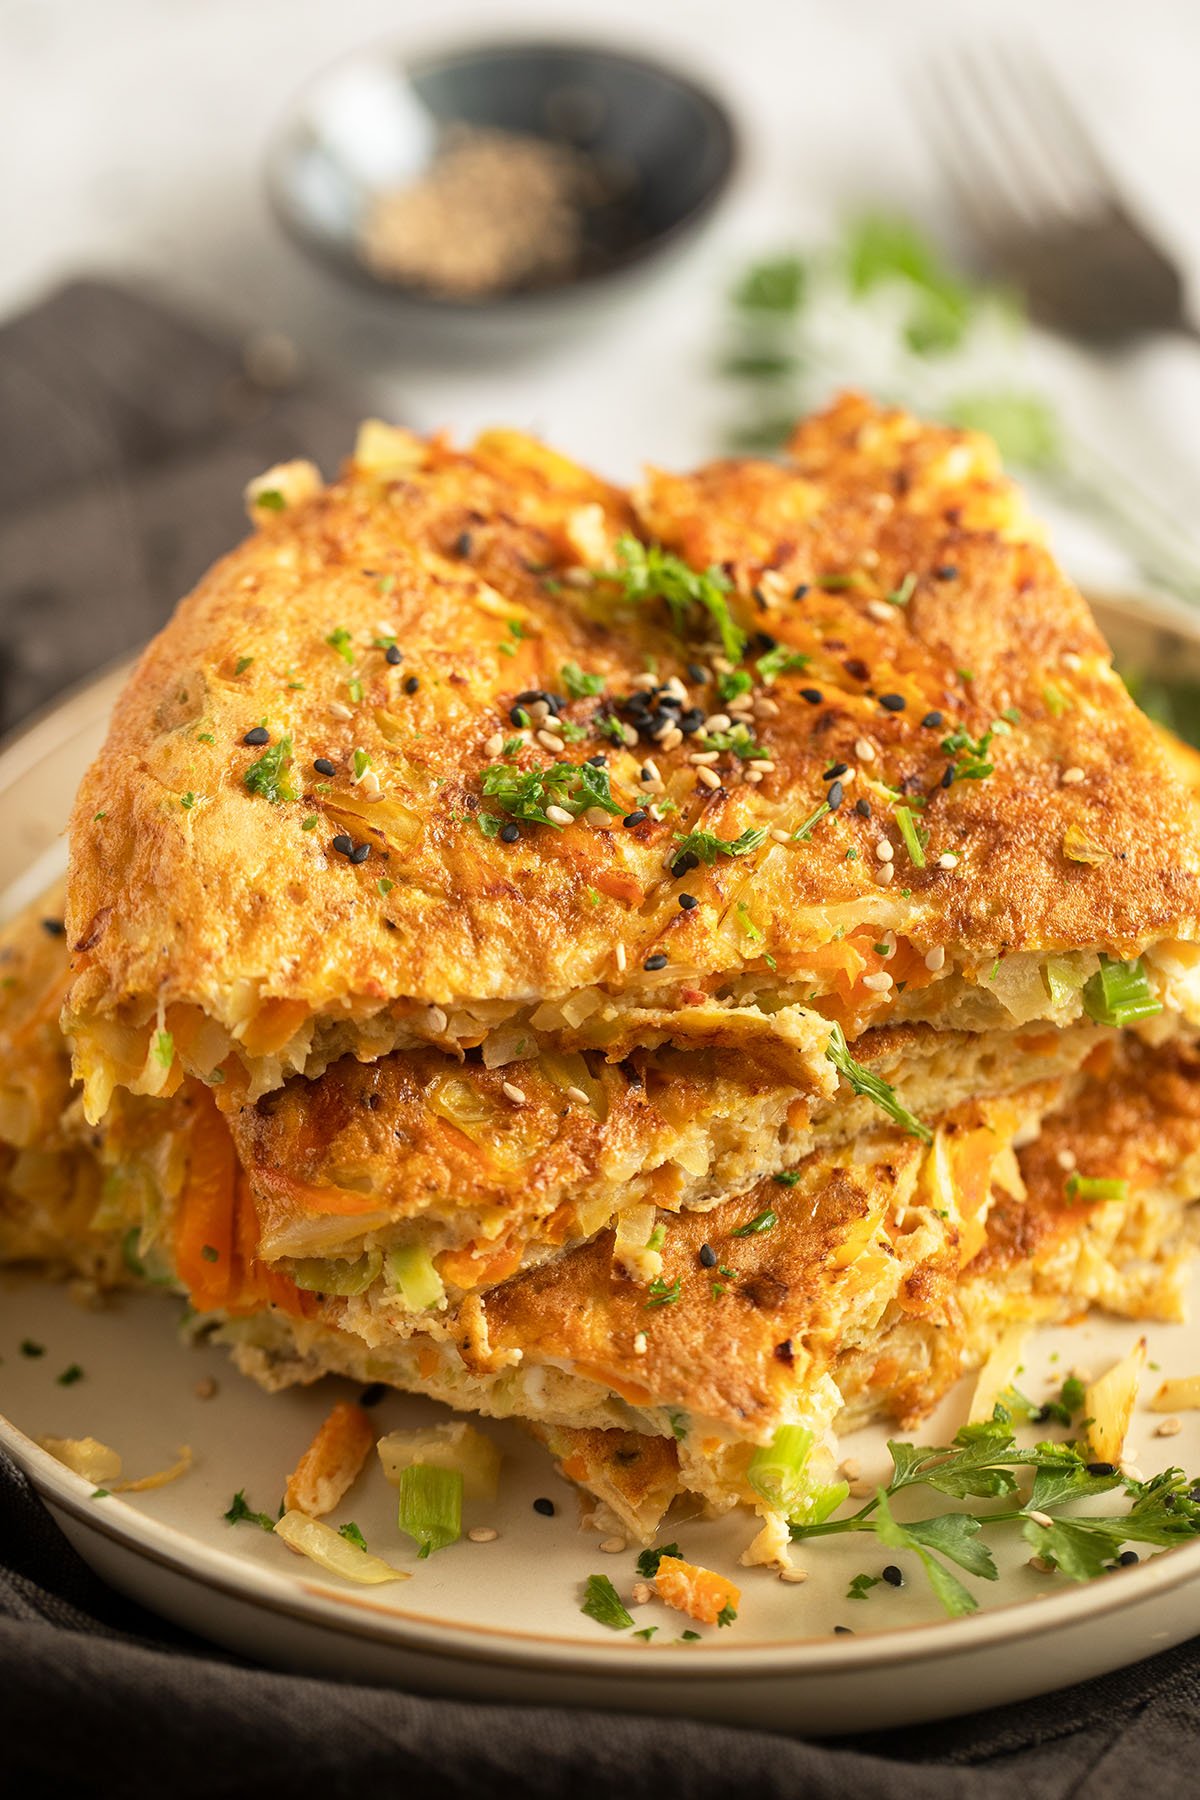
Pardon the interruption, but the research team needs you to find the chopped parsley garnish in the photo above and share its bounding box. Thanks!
[716,1603,738,1628]
[645,1276,682,1308]
[632,1627,658,1641]
[223,1490,276,1532]
[338,1521,369,1552]
[325,626,355,665]
[561,661,606,699]
[581,1573,635,1630]
[703,724,764,760]
[774,1170,802,1187]
[56,1364,84,1387]
[481,759,623,828]
[756,646,811,683]
[243,735,297,804]
[636,1541,683,1579]
[596,714,628,746]
[234,656,254,676]
[886,572,918,607]
[180,792,196,810]
[19,1340,45,1358]
[825,1023,932,1144]
[847,1573,881,1600]
[672,825,768,865]
[940,725,994,781]
[732,1208,778,1237]
[681,1630,702,1642]
[377,878,394,897]
[153,1030,174,1071]
[301,815,318,831]
[599,535,746,663]
[1064,1173,1129,1205]
[717,670,753,706]
[254,488,286,511]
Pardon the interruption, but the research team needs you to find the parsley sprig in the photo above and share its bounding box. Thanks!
[790,1413,1200,1617]
[598,535,747,663]
[479,759,623,832]
[243,736,297,804]
[672,826,769,865]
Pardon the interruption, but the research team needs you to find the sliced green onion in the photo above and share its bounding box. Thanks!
[894,805,926,868]
[1081,956,1162,1027]
[804,1479,851,1525]
[291,1249,382,1296]
[1065,1173,1129,1205]
[747,1425,815,1514]
[581,1573,635,1630]
[388,1243,446,1311]
[396,1464,462,1558]
[793,801,830,841]
[826,1023,933,1144]
[1043,956,1087,1008]
[732,1208,778,1237]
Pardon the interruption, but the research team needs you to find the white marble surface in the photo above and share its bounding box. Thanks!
[6,0,1200,584]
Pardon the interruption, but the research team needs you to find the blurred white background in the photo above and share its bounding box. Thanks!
[5,0,1200,581]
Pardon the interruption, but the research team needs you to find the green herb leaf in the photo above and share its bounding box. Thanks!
[561,661,606,699]
[825,1023,932,1143]
[338,1521,369,1552]
[756,646,811,684]
[253,488,287,511]
[1064,1173,1129,1205]
[732,1208,778,1237]
[635,1541,683,1580]
[599,535,747,663]
[224,1490,276,1532]
[326,626,355,665]
[581,1573,635,1630]
[244,736,297,804]
[672,826,768,865]
[847,1573,881,1600]
[645,1276,682,1308]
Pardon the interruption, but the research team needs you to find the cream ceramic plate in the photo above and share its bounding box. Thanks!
[3,598,1200,1735]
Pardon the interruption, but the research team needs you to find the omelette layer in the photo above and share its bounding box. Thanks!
[64,397,1200,1119]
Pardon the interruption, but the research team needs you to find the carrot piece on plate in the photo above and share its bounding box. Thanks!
[653,1555,741,1626]
[285,1401,375,1517]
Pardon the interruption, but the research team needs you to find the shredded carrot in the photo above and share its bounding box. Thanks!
[284,1401,375,1517]
[173,1085,238,1311]
[437,1237,525,1291]
[239,998,312,1059]
[653,1555,741,1626]
[230,1172,314,1321]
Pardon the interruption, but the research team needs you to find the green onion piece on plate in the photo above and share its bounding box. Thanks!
[396,1464,463,1558]
[1081,957,1162,1027]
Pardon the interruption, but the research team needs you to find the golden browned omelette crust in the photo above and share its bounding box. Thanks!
[64,397,1200,1115]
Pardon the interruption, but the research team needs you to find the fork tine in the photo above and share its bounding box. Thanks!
[949,46,1075,223]
[997,46,1118,206]
[919,58,1028,246]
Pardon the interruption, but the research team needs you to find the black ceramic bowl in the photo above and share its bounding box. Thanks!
[266,38,737,316]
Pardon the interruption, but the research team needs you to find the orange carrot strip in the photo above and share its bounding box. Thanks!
[653,1555,741,1626]
[173,1086,237,1311]
[284,1401,376,1517]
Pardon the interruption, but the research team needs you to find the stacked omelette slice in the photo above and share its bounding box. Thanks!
[7,393,1200,1548]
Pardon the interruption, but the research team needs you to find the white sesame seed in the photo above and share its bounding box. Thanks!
[866,599,894,624]
[485,731,505,757]
[1062,652,1082,670]
[328,701,353,721]
[362,771,383,801]
[1028,1555,1055,1574]
[770,828,790,844]
[641,759,662,784]
[528,700,550,724]
[632,1581,654,1604]
[748,759,776,774]
[537,729,565,753]
[855,737,877,763]
[1056,1148,1077,1171]
[1121,1462,1146,1483]
[659,726,684,751]
[755,697,781,718]
[468,1526,499,1543]
[1155,1417,1183,1438]
[704,713,732,733]
[1061,766,1085,785]
[937,852,958,869]
[615,943,627,973]
[584,807,613,828]
[621,724,639,747]
[839,1458,860,1479]
[848,1479,875,1498]
[778,1567,809,1584]
[375,620,397,637]
[924,945,946,972]
[501,1081,527,1105]
[744,769,764,784]
[427,1006,448,1034]
[689,751,721,766]
[696,766,722,790]
[632,1331,648,1355]
[664,676,688,703]
[1028,1509,1055,1529]
[862,971,894,992]
[545,804,574,827]
[838,766,857,783]
[874,839,894,862]
[599,1537,627,1554]
[711,656,733,675]
[877,863,895,886]
[565,1085,590,1105]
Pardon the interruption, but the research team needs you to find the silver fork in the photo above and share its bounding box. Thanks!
[921,46,1198,345]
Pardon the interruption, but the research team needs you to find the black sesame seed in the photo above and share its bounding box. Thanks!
[833,1626,854,1636]
[587,754,607,767]
[349,843,370,865]
[753,631,778,655]
[533,1497,556,1517]
[881,1565,904,1588]
[774,1339,794,1365]
[1086,1462,1119,1477]
[331,834,354,856]
[879,693,906,712]
[824,762,849,780]
[404,675,419,695]
[920,710,944,729]
[671,851,700,878]
[679,708,706,735]
[935,564,959,581]
[243,726,270,746]
[514,690,543,707]
[640,766,654,782]
[792,583,810,600]
[752,586,768,611]
[679,893,699,911]
[1118,1550,1140,1566]
[359,1383,386,1407]
[843,657,870,682]
[509,706,527,727]
[827,780,844,810]
[940,764,955,789]
[500,822,521,844]
[385,644,403,665]
[41,919,66,937]
[313,757,336,777]
[623,810,647,828]
[644,953,668,971]
[687,663,707,685]
[699,1243,718,1268]
[799,687,824,705]
[454,530,473,557]
[855,798,872,818]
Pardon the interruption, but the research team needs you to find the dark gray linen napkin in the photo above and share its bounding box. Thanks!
[0,280,1196,1798]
